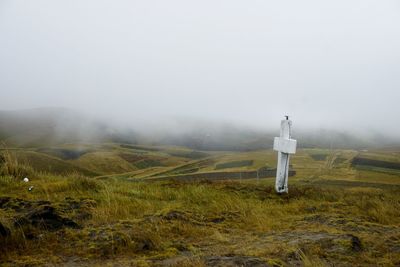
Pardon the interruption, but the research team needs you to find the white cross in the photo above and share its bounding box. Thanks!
[273,117,297,193]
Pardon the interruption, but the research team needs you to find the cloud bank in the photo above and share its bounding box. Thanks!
[0,0,399,136]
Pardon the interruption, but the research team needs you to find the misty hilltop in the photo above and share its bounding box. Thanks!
[0,108,137,146]
[1,1,400,137]
[0,108,397,150]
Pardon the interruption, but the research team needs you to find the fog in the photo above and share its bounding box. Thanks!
[1,1,400,138]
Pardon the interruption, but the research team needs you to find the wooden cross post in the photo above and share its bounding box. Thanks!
[273,116,297,193]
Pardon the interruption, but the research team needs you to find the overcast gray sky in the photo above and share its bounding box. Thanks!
[1,0,399,134]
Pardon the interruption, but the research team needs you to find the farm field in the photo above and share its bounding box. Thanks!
[0,144,399,266]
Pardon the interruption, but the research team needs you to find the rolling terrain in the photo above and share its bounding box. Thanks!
[0,109,399,266]
[0,140,399,266]
[3,141,400,184]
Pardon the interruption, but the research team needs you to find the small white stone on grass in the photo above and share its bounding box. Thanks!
[23,177,29,182]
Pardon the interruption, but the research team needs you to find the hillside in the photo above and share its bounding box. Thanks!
[0,108,138,147]
[1,110,400,266]
[0,144,399,266]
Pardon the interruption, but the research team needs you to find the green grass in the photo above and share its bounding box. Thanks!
[309,153,328,161]
[215,160,254,170]
[0,145,400,266]
[24,151,98,176]
[1,172,399,266]
[133,159,164,169]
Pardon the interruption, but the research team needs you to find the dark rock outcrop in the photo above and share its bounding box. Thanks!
[0,197,96,234]
[348,234,362,252]
[15,205,79,230]
[0,222,10,237]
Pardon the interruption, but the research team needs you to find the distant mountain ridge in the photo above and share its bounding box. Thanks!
[0,108,137,147]
[0,108,398,150]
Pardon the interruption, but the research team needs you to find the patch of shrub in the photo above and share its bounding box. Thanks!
[310,154,328,161]
[119,153,146,164]
[134,159,164,169]
[67,174,104,193]
[120,144,160,151]
[352,157,400,170]
[37,148,90,160]
[215,160,253,170]
[0,149,35,179]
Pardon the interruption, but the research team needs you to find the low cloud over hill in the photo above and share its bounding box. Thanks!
[0,108,398,150]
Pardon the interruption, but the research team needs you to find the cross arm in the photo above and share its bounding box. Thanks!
[273,137,297,154]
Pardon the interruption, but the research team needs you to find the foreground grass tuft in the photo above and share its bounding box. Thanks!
[0,148,35,179]
[0,171,399,266]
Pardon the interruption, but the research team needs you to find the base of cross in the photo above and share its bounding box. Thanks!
[275,152,290,193]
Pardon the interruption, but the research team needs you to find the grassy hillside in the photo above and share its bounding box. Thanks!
[0,144,399,266]
[0,174,399,266]
[2,143,400,185]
